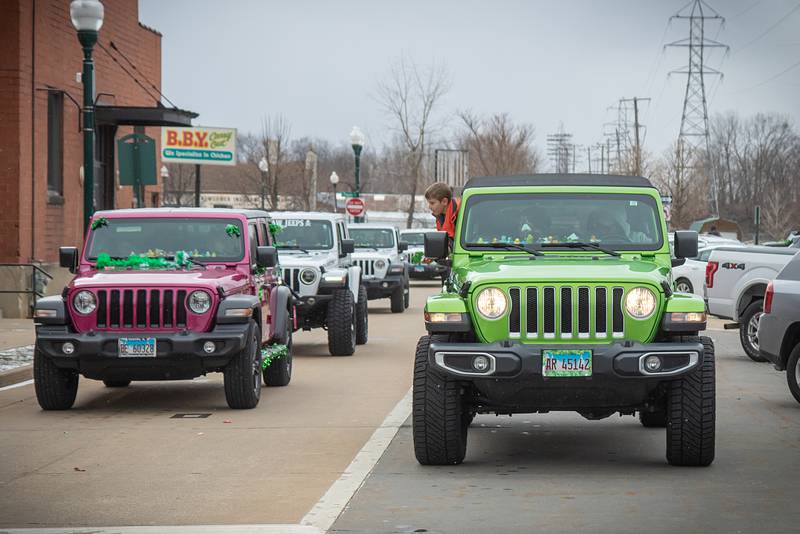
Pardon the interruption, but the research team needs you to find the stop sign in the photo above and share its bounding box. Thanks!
[345,197,366,217]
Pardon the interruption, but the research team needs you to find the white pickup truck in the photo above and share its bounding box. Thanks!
[705,244,799,361]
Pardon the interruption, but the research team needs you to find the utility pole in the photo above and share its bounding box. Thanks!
[666,0,727,216]
[619,97,651,176]
[587,146,592,173]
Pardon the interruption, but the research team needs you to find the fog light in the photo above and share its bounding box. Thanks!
[62,342,75,355]
[203,341,216,354]
[473,355,490,372]
[307,297,316,306]
[382,282,389,288]
[644,355,662,372]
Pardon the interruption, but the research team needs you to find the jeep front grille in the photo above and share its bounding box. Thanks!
[282,268,301,292]
[355,260,375,277]
[506,285,625,340]
[95,289,188,330]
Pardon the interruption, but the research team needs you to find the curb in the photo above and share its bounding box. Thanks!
[0,364,33,388]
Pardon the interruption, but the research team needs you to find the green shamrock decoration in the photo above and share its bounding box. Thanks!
[90,217,108,231]
[95,251,194,270]
[269,222,282,238]
[411,251,424,264]
[225,224,241,238]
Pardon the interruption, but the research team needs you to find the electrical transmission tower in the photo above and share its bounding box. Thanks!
[546,131,573,174]
[666,0,727,215]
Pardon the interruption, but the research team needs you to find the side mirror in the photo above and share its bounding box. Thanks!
[425,232,449,260]
[673,231,698,259]
[59,246,78,273]
[340,239,355,255]
[256,246,278,268]
[398,240,409,252]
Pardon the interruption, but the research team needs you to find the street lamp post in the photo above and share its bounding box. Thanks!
[329,171,340,212]
[159,165,169,206]
[258,157,269,209]
[349,126,365,222]
[70,0,104,232]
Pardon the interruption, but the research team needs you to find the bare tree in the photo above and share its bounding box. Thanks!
[376,57,450,227]
[161,163,195,206]
[458,111,541,176]
[259,114,292,209]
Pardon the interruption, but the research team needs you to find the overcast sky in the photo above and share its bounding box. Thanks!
[139,0,799,169]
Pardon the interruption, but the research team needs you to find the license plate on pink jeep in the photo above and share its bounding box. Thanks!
[118,337,156,357]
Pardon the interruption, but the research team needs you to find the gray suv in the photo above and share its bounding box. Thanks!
[758,252,800,403]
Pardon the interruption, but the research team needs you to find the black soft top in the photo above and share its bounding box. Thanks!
[463,174,655,189]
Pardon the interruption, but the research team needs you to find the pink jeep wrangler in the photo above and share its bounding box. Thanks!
[33,208,294,410]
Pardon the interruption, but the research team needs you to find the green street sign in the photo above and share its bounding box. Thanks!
[342,191,359,198]
[118,133,157,186]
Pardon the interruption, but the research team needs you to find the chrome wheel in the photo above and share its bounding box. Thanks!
[795,357,800,389]
[747,312,763,351]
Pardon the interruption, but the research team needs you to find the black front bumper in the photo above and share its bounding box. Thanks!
[36,323,251,381]
[429,340,703,410]
[363,275,404,299]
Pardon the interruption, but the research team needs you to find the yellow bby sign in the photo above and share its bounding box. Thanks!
[161,126,237,166]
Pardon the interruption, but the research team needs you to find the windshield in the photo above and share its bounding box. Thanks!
[351,228,396,249]
[86,218,245,261]
[461,193,663,251]
[273,218,334,250]
[400,232,426,246]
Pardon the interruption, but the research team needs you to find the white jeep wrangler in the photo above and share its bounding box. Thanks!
[349,223,410,313]
[270,212,367,355]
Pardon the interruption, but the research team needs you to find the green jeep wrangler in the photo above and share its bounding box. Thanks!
[415,174,714,467]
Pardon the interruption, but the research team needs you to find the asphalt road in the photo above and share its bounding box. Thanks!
[2,285,799,533]
[0,283,439,530]
[331,330,800,534]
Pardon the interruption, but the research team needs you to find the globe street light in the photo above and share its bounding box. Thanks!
[70,0,104,231]
[349,126,365,222]
[329,171,340,212]
[258,157,269,209]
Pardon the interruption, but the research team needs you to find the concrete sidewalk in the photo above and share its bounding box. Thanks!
[0,318,34,351]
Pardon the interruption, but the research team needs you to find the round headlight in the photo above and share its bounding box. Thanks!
[300,268,317,285]
[73,290,96,315]
[476,287,507,319]
[375,259,386,270]
[188,290,211,314]
[625,287,657,319]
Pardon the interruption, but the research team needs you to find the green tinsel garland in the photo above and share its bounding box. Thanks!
[91,217,108,230]
[261,344,289,369]
[269,222,282,238]
[95,251,193,270]
[411,251,424,264]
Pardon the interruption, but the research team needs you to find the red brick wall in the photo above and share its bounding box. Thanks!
[0,0,163,263]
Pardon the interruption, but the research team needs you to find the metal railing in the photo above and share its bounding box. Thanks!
[0,263,54,314]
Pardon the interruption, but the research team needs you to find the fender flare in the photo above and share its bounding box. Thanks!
[216,294,260,325]
[270,285,294,344]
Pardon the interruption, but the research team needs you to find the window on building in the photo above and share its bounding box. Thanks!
[47,91,64,195]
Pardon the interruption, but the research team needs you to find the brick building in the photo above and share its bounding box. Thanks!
[0,0,195,317]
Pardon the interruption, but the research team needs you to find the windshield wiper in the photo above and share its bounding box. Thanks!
[164,255,208,269]
[464,242,543,256]
[276,244,309,253]
[539,242,620,257]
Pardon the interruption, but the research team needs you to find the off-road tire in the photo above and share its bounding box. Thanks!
[639,409,667,427]
[739,301,768,362]
[413,335,468,465]
[103,379,131,388]
[224,320,262,409]
[785,343,800,404]
[34,348,79,410]
[327,289,356,356]
[675,277,694,294]
[264,319,292,387]
[403,275,410,309]
[666,335,715,466]
[355,284,369,345]
[390,286,404,313]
